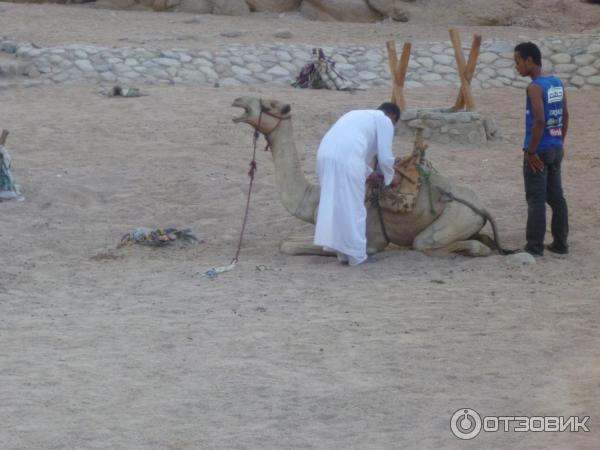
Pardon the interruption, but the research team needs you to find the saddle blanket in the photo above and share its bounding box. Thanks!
[375,155,424,214]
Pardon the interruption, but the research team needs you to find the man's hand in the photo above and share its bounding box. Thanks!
[525,152,544,173]
[367,171,384,188]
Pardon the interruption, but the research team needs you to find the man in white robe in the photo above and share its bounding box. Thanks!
[313,103,401,266]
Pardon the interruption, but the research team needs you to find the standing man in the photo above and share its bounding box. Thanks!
[514,42,569,256]
[313,103,401,266]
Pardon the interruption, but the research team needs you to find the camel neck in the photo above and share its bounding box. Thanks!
[268,121,319,224]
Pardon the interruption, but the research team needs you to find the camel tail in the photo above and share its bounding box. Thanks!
[435,187,517,255]
[481,210,518,255]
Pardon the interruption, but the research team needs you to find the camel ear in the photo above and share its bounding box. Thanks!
[281,104,291,115]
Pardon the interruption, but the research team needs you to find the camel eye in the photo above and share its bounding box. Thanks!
[282,105,291,115]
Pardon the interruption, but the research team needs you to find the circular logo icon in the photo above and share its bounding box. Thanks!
[450,408,482,440]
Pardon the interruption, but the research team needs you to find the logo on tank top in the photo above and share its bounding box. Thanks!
[549,128,563,137]
[547,86,563,104]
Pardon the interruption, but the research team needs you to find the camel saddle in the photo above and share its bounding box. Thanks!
[377,154,423,214]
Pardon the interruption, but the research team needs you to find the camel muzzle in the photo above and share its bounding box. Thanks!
[231,98,250,123]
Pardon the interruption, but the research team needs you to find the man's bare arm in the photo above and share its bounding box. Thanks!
[527,83,545,154]
[526,83,545,173]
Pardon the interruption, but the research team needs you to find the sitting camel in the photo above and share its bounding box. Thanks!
[232,97,510,257]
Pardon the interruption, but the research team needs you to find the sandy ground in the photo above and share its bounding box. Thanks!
[1,4,600,450]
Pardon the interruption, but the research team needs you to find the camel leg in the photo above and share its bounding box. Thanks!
[412,198,492,257]
[473,232,497,250]
[280,221,387,257]
[280,238,385,256]
[281,204,388,257]
[432,239,492,256]
[365,205,389,254]
[280,236,336,256]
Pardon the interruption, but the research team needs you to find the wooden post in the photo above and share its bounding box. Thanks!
[386,41,399,105]
[386,41,411,111]
[453,34,481,111]
[449,29,476,111]
[395,42,411,111]
[0,129,8,145]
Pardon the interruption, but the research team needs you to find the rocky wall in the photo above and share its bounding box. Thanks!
[1,35,599,90]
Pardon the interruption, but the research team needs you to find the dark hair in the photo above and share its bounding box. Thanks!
[514,42,542,66]
[377,102,401,123]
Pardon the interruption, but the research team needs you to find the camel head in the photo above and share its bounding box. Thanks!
[232,97,291,134]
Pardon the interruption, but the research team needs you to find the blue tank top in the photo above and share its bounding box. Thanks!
[524,75,565,152]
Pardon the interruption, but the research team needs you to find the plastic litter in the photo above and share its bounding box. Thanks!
[118,227,200,248]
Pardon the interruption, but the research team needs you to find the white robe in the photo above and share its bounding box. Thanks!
[313,109,396,265]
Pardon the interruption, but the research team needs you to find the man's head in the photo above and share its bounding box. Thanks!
[514,42,542,77]
[378,102,401,124]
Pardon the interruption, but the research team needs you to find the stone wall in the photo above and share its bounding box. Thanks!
[396,109,498,145]
[1,34,599,89]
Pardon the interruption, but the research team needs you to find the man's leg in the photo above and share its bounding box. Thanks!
[545,149,569,252]
[523,156,548,255]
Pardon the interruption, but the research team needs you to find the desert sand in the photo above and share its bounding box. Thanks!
[1,4,599,450]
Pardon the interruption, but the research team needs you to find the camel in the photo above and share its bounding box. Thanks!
[232,96,510,258]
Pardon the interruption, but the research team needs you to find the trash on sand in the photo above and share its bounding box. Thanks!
[118,227,201,248]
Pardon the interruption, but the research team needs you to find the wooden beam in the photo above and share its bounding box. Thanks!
[449,29,475,111]
[386,40,399,105]
[454,34,482,111]
[394,42,411,111]
[0,129,8,145]
[386,40,411,110]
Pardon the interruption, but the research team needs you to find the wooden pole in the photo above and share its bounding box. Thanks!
[386,41,411,111]
[386,41,399,105]
[449,29,475,111]
[0,129,8,145]
[454,34,481,111]
[394,42,411,111]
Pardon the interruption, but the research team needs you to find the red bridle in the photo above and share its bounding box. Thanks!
[255,106,291,150]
